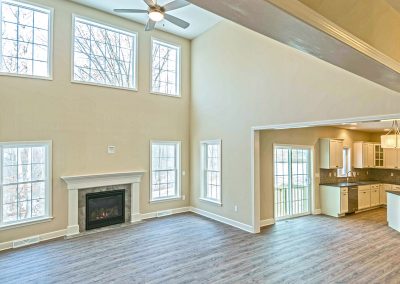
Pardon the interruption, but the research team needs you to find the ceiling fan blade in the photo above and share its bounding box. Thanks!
[144,0,156,7]
[113,9,148,13]
[163,0,190,11]
[145,19,156,31]
[164,13,190,29]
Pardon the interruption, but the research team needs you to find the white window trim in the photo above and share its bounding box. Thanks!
[0,0,54,80]
[150,37,181,98]
[200,139,222,206]
[70,14,138,92]
[149,140,181,202]
[337,147,351,177]
[0,140,52,229]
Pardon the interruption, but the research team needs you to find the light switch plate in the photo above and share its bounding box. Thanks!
[107,146,116,154]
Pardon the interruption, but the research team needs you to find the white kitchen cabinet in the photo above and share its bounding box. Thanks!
[374,144,384,167]
[353,142,374,168]
[320,185,348,217]
[358,185,371,210]
[380,184,390,205]
[370,186,380,207]
[384,148,398,169]
[340,188,348,214]
[320,139,344,169]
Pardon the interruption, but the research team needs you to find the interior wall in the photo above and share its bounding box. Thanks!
[0,0,191,243]
[259,126,377,220]
[299,0,400,62]
[190,20,400,227]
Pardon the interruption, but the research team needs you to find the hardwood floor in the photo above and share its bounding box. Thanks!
[1,208,400,283]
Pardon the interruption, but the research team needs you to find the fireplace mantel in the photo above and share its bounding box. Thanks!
[61,171,145,236]
[61,171,144,190]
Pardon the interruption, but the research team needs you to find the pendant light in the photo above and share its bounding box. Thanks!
[381,120,400,149]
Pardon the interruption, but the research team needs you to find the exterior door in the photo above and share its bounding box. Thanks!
[274,145,312,219]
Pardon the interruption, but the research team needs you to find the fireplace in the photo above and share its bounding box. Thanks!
[86,190,125,230]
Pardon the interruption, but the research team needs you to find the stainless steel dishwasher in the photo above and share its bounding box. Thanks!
[348,186,358,213]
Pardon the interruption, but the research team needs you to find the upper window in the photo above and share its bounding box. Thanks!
[338,147,351,177]
[72,16,137,90]
[0,0,52,78]
[201,140,222,204]
[151,39,180,97]
[150,141,181,201]
[0,141,51,227]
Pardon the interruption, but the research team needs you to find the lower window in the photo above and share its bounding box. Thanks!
[201,140,222,204]
[150,141,181,201]
[0,141,51,227]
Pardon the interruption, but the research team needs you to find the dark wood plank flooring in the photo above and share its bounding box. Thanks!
[1,208,400,283]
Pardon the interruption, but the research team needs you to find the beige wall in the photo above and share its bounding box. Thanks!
[259,127,378,220]
[0,0,191,242]
[190,20,400,227]
[299,0,400,62]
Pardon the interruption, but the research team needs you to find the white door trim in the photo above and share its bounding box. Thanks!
[251,112,400,233]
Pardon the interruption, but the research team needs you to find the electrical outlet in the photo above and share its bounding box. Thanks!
[367,171,369,175]
[182,170,186,176]
[315,173,320,178]
[329,172,332,177]
[182,195,186,200]
[357,172,360,176]
[391,173,394,177]
[234,205,238,212]
[107,146,116,154]
[333,172,337,177]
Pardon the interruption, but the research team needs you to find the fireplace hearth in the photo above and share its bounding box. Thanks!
[86,190,125,230]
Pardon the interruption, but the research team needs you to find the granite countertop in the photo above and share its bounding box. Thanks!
[387,190,400,196]
[320,181,384,187]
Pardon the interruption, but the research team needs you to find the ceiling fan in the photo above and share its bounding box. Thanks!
[114,0,191,31]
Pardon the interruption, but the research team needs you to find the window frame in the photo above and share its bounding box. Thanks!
[200,140,222,206]
[0,0,54,80]
[0,140,52,229]
[150,37,181,98]
[338,147,351,177]
[71,14,138,91]
[150,140,181,202]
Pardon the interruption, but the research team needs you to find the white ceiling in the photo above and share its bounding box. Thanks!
[70,0,222,39]
[335,120,400,133]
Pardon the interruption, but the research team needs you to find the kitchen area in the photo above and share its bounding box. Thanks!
[318,121,400,232]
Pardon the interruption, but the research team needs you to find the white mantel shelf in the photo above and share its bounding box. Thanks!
[61,171,145,190]
[61,171,145,237]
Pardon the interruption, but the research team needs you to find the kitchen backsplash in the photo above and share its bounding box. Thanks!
[320,168,400,184]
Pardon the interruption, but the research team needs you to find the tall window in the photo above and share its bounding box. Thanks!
[0,0,52,78]
[1,142,51,227]
[151,39,180,96]
[72,16,137,89]
[338,147,351,177]
[201,140,222,204]
[151,141,181,201]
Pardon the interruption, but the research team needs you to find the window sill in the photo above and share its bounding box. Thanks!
[150,196,182,203]
[150,91,181,98]
[0,72,53,81]
[199,198,222,206]
[0,216,54,231]
[71,80,138,92]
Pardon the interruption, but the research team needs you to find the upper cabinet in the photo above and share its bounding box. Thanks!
[320,138,344,169]
[383,148,400,169]
[353,142,375,168]
[374,144,384,167]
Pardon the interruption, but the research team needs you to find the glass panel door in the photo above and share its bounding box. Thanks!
[274,145,312,219]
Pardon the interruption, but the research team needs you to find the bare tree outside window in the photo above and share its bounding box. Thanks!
[1,0,51,77]
[73,18,136,89]
[151,40,180,96]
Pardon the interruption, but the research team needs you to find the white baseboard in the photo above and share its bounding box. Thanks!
[141,207,190,220]
[189,206,254,233]
[0,229,66,252]
[312,209,322,215]
[260,218,275,227]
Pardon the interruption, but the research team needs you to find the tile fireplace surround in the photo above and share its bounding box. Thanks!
[61,171,145,236]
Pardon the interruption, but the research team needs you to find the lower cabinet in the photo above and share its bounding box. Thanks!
[320,185,348,217]
[370,188,380,207]
[358,186,371,210]
[340,189,348,214]
[380,184,390,205]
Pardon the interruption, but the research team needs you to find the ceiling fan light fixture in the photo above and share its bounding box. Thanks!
[149,10,164,22]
